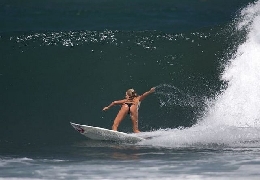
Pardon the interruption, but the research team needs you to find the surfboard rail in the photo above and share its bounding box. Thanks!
[70,122,144,143]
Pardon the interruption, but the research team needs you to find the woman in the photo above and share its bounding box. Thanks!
[103,87,155,133]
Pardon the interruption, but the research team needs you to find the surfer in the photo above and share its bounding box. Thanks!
[103,87,155,133]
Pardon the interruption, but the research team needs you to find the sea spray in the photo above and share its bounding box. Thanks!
[155,84,204,108]
[140,1,260,148]
[201,1,260,128]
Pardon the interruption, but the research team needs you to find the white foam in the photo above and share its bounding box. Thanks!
[201,1,260,128]
[0,157,33,167]
[139,125,260,148]
[140,1,260,148]
[1,157,259,180]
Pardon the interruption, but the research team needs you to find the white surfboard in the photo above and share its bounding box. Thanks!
[70,122,145,143]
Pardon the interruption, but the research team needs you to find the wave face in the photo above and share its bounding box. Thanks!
[201,1,260,128]
[0,0,252,32]
[0,0,257,147]
[140,1,260,148]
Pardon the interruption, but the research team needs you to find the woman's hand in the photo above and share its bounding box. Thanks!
[103,107,109,111]
[150,87,156,93]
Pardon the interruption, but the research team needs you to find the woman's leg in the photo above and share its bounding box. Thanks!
[112,105,128,131]
[130,108,140,133]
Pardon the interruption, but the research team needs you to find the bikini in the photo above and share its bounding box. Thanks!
[124,102,134,114]
[124,101,141,114]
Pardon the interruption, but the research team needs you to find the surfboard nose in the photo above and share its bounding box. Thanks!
[70,122,85,133]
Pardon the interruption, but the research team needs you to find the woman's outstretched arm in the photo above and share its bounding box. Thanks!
[103,99,126,111]
[139,87,156,101]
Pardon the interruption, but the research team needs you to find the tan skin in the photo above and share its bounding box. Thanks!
[103,87,155,133]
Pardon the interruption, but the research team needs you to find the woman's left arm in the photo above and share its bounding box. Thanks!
[139,87,156,101]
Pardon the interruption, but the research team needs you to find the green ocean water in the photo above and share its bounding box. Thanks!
[0,0,253,146]
[2,1,260,179]
[0,27,233,145]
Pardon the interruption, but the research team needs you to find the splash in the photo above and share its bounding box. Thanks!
[155,84,200,108]
[10,30,118,47]
[201,0,260,128]
[139,125,260,148]
[141,1,260,148]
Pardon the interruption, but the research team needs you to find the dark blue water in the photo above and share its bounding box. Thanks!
[0,0,252,32]
[1,0,260,179]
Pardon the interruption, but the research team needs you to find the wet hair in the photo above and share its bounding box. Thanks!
[126,88,138,99]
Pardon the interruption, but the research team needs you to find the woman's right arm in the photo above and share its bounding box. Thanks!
[103,99,126,111]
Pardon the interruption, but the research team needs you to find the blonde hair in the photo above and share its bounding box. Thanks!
[126,88,138,99]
